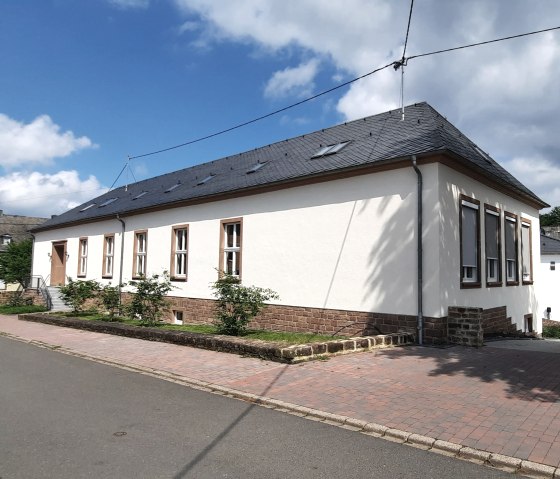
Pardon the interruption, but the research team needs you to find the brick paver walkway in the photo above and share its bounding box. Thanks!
[2,315,560,468]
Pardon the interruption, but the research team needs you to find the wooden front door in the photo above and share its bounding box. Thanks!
[50,242,67,286]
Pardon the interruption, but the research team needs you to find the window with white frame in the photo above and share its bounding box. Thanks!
[134,231,147,278]
[78,238,88,277]
[221,220,242,277]
[103,235,114,278]
[521,220,532,283]
[173,310,184,325]
[484,207,501,285]
[504,214,518,284]
[171,226,188,280]
[460,198,480,286]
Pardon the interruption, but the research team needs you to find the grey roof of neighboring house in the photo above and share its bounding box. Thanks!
[32,102,548,233]
[0,213,47,252]
[541,234,560,255]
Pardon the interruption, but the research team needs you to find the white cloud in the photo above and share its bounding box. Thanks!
[0,114,95,169]
[0,170,107,218]
[264,59,320,98]
[107,0,149,9]
[173,0,560,205]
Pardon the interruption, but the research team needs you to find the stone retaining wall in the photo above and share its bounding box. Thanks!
[18,313,414,363]
[448,307,483,347]
[481,306,519,336]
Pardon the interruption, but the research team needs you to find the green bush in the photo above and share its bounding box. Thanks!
[98,283,121,320]
[127,273,173,326]
[59,279,100,313]
[211,273,279,336]
[6,291,33,307]
[0,304,47,314]
[543,325,560,339]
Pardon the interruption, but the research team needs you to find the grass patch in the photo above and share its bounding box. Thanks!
[45,312,334,344]
[543,325,560,339]
[0,305,48,314]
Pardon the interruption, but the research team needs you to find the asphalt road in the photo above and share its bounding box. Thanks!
[0,336,512,479]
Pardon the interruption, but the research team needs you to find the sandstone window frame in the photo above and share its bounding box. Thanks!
[77,237,88,278]
[521,219,533,285]
[219,218,242,279]
[504,212,519,286]
[460,195,481,288]
[484,205,502,287]
[170,225,189,281]
[102,234,114,279]
[133,230,148,279]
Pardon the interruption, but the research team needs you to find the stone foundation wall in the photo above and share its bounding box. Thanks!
[481,306,519,336]
[447,306,483,347]
[163,295,447,343]
[0,289,46,306]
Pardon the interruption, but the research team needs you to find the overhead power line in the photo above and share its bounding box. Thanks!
[402,0,415,60]
[127,24,560,162]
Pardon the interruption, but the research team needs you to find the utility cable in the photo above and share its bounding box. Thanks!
[125,25,559,163]
[129,62,395,160]
[402,0,414,60]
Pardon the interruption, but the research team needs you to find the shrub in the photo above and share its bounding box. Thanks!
[211,273,279,336]
[543,325,560,339]
[98,283,121,320]
[59,279,100,313]
[6,291,33,307]
[127,273,173,325]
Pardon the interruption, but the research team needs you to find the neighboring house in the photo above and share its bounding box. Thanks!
[0,211,47,291]
[30,103,548,342]
[539,234,560,321]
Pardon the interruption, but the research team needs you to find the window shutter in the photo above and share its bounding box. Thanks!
[521,224,530,275]
[462,206,477,267]
[485,213,499,259]
[505,220,516,261]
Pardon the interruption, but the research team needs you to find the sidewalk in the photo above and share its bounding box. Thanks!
[2,315,560,475]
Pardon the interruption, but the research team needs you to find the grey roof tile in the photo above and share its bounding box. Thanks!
[541,234,560,254]
[33,102,547,232]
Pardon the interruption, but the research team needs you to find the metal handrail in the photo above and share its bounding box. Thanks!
[25,275,52,310]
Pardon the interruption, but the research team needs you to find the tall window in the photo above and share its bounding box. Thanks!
[521,220,533,284]
[171,225,188,280]
[460,197,480,287]
[103,235,114,278]
[133,231,147,278]
[78,237,88,277]
[220,219,242,278]
[484,206,501,285]
[504,213,518,285]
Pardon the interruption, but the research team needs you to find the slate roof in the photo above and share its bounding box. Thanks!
[541,234,560,255]
[33,102,548,232]
[0,213,47,252]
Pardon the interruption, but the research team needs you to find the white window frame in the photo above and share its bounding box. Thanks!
[220,219,242,278]
[521,220,532,283]
[103,235,114,278]
[504,214,518,284]
[484,207,501,285]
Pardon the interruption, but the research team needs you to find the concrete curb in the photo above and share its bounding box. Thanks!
[2,330,558,478]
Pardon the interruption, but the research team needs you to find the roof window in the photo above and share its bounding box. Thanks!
[311,141,350,158]
[246,162,268,174]
[197,174,215,185]
[165,182,181,193]
[133,191,148,200]
[80,204,96,212]
[98,198,118,208]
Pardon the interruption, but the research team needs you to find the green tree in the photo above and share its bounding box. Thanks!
[98,283,121,320]
[59,279,100,313]
[540,206,560,227]
[127,273,173,325]
[211,273,279,336]
[0,238,32,288]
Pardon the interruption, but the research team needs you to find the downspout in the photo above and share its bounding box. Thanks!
[412,155,423,345]
[116,215,126,311]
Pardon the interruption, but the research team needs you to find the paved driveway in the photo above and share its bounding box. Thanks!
[1,315,560,470]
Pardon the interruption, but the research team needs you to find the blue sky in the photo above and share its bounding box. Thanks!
[1,0,560,217]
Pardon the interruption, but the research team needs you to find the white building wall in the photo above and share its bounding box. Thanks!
[539,254,560,321]
[33,165,442,317]
[437,163,541,331]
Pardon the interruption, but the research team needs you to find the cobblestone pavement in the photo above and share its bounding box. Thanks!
[2,315,560,469]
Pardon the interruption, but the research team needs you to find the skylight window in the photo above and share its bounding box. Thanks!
[311,141,350,158]
[246,162,268,174]
[197,174,215,185]
[80,204,96,212]
[165,183,181,193]
[133,191,148,200]
[99,198,118,207]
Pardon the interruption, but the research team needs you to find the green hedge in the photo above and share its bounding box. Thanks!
[542,325,560,339]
